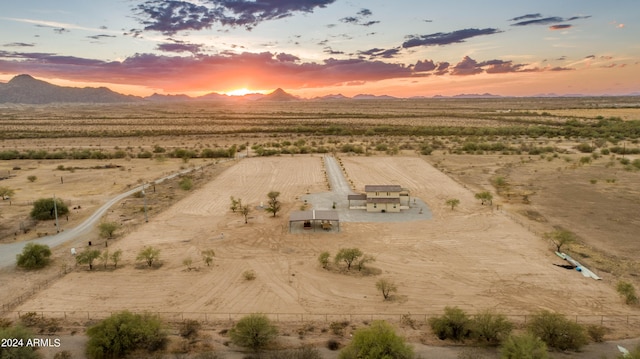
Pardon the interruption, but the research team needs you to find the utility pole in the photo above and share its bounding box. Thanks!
[53,194,59,233]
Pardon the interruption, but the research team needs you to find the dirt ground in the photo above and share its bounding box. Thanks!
[2,155,637,357]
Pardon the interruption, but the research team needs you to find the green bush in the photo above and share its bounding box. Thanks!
[500,333,548,359]
[228,314,277,352]
[16,243,52,269]
[616,281,639,305]
[30,197,69,220]
[86,311,166,359]
[471,310,513,345]
[338,321,414,359]
[587,324,607,342]
[179,177,193,190]
[527,310,588,351]
[0,325,40,359]
[428,306,472,342]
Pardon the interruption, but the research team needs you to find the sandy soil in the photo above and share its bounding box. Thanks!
[12,156,632,321]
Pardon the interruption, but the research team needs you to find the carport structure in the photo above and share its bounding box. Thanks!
[289,210,340,233]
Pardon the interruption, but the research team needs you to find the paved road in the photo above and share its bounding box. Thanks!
[0,165,207,268]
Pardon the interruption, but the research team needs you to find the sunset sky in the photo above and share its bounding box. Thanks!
[1,0,638,98]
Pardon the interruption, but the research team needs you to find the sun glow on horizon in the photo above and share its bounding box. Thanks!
[223,88,265,96]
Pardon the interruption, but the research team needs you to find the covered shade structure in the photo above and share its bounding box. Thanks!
[289,210,340,233]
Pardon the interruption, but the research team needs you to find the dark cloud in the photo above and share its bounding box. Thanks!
[358,48,400,59]
[87,34,117,40]
[136,0,337,34]
[339,8,378,27]
[549,24,572,30]
[53,28,69,34]
[276,53,300,62]
[402,28,501,48]
[414,59,436,72]
[156,41,203,53]
[509,13,541,22]
[323,47,344,55]
[450,56,483,76]
[357,9,372,17]
[511,15,591,27]
[3,42,35,47]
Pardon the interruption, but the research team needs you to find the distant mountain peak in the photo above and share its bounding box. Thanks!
[260,88,298,101]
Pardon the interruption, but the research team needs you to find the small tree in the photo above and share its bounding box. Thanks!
[137,246,160,267]
[98,222,118,239]
[86,311,166,359]
[356,254,375,271]
[264,191,281,217]
[76,248,101,270]
[30,197,69,220]
[110,249,122,268]
[0,186,15,198]
[202,249,215,267]
[101,250,109,269]
[16,243,52,269]
[376,278,397,300]
[334,248,363,271]
[339,320,414,359]
[527,310,588,351]
[446,198,460,210]
[240,204,251,224]
[229,313,278,352]
[500,333,548,359]
[475,192,493,206]
[318,251,330,269]
[545,229,576,253]
[27,175,37,182]
[230,196,240,213]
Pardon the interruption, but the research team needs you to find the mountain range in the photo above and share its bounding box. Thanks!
[1,74,637,104]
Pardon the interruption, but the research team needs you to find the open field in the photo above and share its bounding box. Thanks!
[1,98,639,357]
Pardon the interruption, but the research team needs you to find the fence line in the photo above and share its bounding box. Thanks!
[2,310,639,327]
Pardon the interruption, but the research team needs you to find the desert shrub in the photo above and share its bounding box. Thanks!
[576,143,594,153]
[179,176,193,190]
[27,175,37,182]
[0,325,40,359]
[334,248,363,271]
[338,321,414,359]
[601,148,610,155]
[137,151,153,159]
[616,281,639,305]
[243,270,256,281]
[265,346,322,359]
[470,310,513,346]
[375,278,397,300]
[527,310,588,351]
[329,321,350,336]
[16,243,52,269]
[428,306,472,342]
[500,333,548,359]
[228,314,277,352]
[327,339,341,350]
[179,320,201,340]
[76,249,102,270]
[318,251,330,269]
[30,197,69,220]
[587,324,607,342]
[86,311,167,359]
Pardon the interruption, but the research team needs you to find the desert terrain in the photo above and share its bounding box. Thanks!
[1,98,639,358]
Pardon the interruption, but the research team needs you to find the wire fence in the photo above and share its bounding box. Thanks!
[2,309,639,328]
